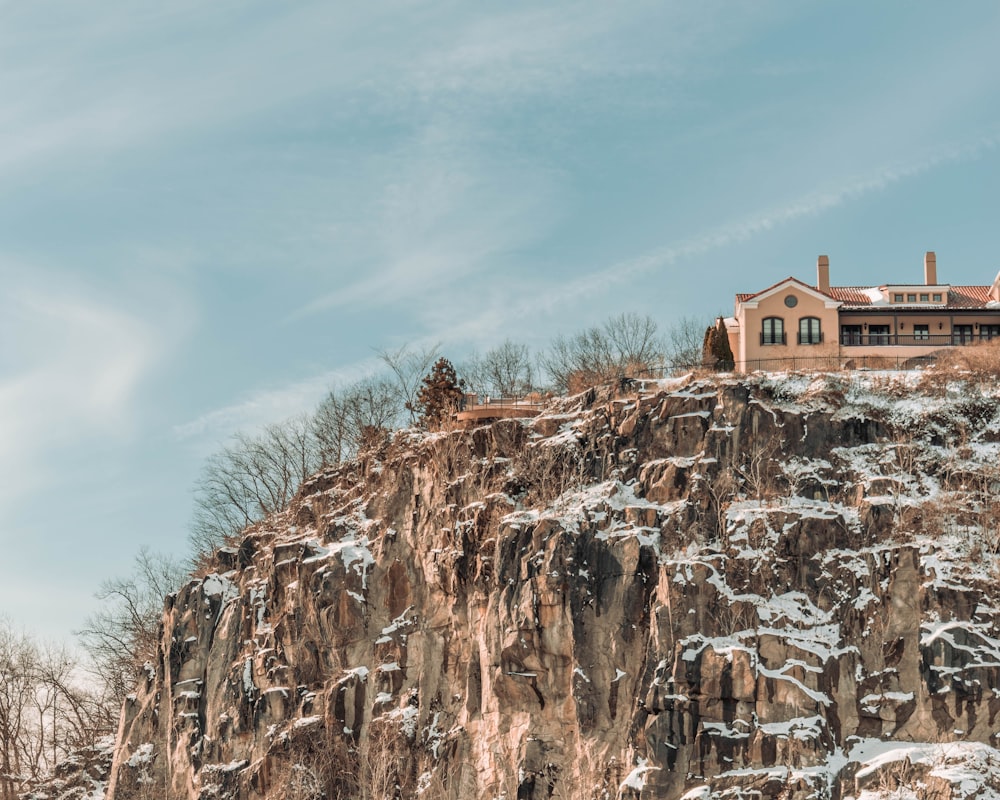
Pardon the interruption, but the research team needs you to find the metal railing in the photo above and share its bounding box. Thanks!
[735,354,937,373]
[460,394,543,410]
[626,354,940,378]
[839,333,989,347]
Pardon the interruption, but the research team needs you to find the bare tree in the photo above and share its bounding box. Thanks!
[540,313,666,393]
[377,344,440,424]
[604,312,664,370]
[666,315,708,369]
[313,388,353,468]
[0,619,111,799]
[0,622,37,799]
[462,340,534,398]
[77,549,186,707]
[343,376,402,444]
[313,376,403,467]
[189,414,322,559]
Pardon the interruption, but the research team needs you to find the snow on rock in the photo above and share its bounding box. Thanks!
[620,757,660,792]
[103,372,1000,800]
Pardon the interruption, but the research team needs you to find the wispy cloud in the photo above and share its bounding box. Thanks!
[509,132,1000,317]
[172,358,379,446]
[291,119,561,318]
[0,267,174,513]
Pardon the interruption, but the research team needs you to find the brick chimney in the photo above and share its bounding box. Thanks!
[924,251,937,285]
[816,255,830,293]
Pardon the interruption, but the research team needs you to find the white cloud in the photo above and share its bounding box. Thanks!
[0,266,180,513]
[292,118,561,318]
[172,358,379,447]
[508,132,1000,317]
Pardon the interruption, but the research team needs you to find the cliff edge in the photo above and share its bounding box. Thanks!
[106,372,1000,799]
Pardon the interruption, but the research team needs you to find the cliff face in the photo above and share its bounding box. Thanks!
[106,373,1000,800]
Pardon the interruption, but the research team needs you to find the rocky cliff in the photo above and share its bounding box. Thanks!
[106,372,1000,799]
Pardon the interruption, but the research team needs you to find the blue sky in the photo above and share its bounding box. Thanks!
[3,2,1000,642]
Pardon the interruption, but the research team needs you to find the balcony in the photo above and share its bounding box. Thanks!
[840,333,985,347]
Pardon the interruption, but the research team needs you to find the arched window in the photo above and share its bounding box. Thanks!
[761,317,785,346]
[798,317,822,345]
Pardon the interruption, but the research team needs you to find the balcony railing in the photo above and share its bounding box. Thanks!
[840,333,990,347]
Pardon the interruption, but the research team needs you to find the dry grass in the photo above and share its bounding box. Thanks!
[916,339,1000,394]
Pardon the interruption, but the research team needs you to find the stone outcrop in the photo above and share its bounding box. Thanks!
[106,373,1000,799]
[21,737,115,800]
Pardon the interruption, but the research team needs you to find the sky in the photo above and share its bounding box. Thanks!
[3,1,1000,644]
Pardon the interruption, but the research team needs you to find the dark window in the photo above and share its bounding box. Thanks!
[841,325,862,345]
[920,294,929,302]
[870,325,891,345]
[893,294,904,302]
[953,325,974,345]
[798,317,822,345]
[981,325,1000,341]
[932,293,943,302]
[784,294,798,308]
[761,317,785,346]
[913,325,929,340]
[907,294,917,302]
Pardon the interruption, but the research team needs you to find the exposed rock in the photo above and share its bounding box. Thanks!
[105,373,1000,799]
[21,737,115,800]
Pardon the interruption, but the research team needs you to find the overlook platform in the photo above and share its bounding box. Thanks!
[454,395,543,424]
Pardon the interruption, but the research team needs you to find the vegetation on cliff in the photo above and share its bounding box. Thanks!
[99,364,1000,799]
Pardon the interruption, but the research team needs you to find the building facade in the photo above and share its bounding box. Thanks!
[728,252,1000,372]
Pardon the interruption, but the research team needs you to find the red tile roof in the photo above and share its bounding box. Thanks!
[833,286,994,309]
[735,276,831,303]
[825,287,873,304]
[737,281,995,309]
[950,286,994,307]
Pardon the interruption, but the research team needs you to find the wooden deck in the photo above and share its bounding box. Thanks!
[454,397,543,424]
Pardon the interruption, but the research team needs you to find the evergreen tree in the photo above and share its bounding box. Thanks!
[703,317,735,371]
[416,357,465,427]
[702,324,715,367]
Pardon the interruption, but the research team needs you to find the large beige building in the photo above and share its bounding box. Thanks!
[727,252,1000,371]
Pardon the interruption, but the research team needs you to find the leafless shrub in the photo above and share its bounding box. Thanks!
[540,313,666,392]
[733,436,783,506]
[77,548,186,708]
[111,759,167,800]
[716,600,757,637]
[189,414,321,559]
[378,344,441,425]
[273,763,326,800]
[461,340,535,398]
[314,376,402,466]
[696,469,736,547]
[964,464,1000,555]
[0,619,113,799]
[929,339,1000,378]
[667,315,710,370]
[873,755,917,798]
[511,440,586,506]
